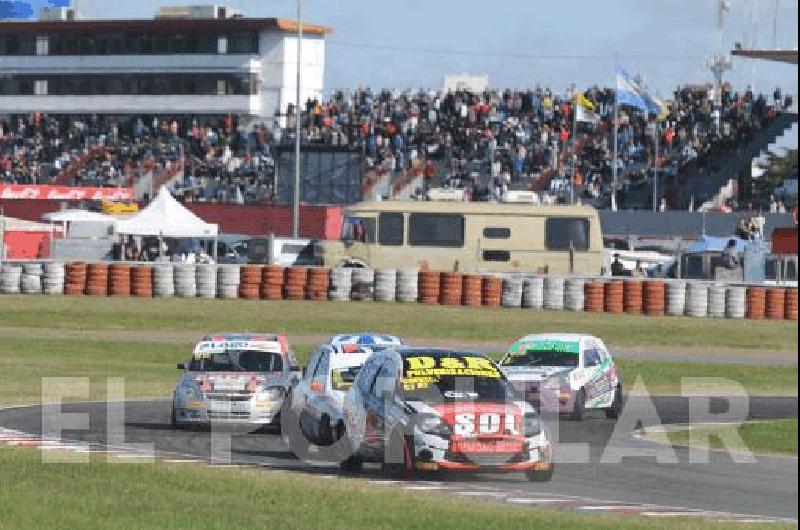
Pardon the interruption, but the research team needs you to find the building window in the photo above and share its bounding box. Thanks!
[217,36,228,54]
[545,218,589,251]
[378,213,404,246]
[482,250,510,262]
[36,36,49,56]
[216,79,228,96]
[409,213,464,248]
[34,80,48,96]
[483,227,511,239]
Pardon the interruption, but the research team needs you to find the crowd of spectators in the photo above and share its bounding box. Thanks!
[1,81,793,210]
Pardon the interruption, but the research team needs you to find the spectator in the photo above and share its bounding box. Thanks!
[722,239,740,269]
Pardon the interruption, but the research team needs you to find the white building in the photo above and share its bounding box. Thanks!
[0,5,327,123]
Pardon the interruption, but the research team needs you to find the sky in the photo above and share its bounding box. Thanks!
[4,0,798,97]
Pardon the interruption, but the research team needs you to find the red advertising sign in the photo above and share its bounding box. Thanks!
[0,185,135,201]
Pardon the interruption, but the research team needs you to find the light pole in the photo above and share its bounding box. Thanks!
[292,0,303,238]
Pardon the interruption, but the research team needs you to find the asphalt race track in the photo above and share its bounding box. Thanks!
[1,396,797,521]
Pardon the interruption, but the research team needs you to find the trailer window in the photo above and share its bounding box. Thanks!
[378,213,404,246]
[483,227,511,239]
[342,216,376,244]
[545,218,589,251]
[409,214,464,248]
[482,250,510,262]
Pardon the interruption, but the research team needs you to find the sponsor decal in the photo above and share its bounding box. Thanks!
[509,339,581,355]
[192,341,281,357]
[0,184,134,201]
[402,355,500,391]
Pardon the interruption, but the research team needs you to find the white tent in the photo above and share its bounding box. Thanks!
[114,186,218,238]
[42,209,114,223]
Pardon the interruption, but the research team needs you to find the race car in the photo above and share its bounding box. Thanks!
[283,342,375,447]
[498,333,622,421]
[171,333,301,428]
[325,333,404,351]
[341,348,554,481]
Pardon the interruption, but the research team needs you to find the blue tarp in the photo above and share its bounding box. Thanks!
[686,235,748,253]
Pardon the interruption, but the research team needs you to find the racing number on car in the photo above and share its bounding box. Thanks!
[453,413,520,436]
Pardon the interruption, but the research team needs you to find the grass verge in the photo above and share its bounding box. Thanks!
[0,338,795,407]
[0,295,797,351]
[668,419,798,456]
[0,447,791,530]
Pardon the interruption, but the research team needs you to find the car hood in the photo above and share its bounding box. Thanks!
[500,366,574,383]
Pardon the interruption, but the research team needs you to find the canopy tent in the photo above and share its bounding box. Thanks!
[114,186,218,238]
[42,209,115,223]
[686,235,749,253]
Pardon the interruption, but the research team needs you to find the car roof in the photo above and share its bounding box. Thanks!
[201,332,281,341]
[328,333,404,346]
[516,333,595,344]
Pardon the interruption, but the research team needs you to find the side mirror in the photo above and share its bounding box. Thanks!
[177,363,186,370]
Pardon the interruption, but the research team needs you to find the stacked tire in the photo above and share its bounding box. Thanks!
[329,267,353,301]
[765,288,786,320]
[725,286,746,319]
[522,277,544,310]
[666,280,686,316]
[746,287,766,320]
[261,266,285,300]
[685,282,709,318]
[351,268,374,302]
[21,263,43,294]
[43,262,65,295]
[502,276,523,308]
[543,277,565,311]
[604,280,624,314]
[707,284,727,318]
[307,268,330,301]
[284,267,307,301]
[584,280,605,313]
[153,265,175,297]
[462,274,483,307]
[482,276,502,308]
[174,264,197,298]
[1,264,22,294]
[108,264,131,297]
[396,268,419,303]
[85,263,109,296]
[643,280,666,316]
[564,278,585,312]
[623,280,643,315]
[440,272,463,306]
[196,264,217,299]
[785,289,798,321]
[217,265,240,299]
[374,269,397,302]
[64,262,87,296]
[418,271,441,305]
[131,266,153,297]
[239,265,262,300]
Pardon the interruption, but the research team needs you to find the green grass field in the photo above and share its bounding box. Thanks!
[668,419,798,455]
[1,295,797,351]
[0,447,791,530]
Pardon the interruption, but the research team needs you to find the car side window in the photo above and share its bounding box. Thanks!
[358,359,379,394]
[305,350,322,381]
[585,349,601,367]
[313,351,330,380]
[372,361,397,398]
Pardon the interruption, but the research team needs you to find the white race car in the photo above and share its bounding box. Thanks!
[326,333,404,352]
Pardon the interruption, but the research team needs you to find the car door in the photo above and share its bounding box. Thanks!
[305,349,331,441]
[369,358,401,458]
[297,349,325,439]
[359,356,386,458]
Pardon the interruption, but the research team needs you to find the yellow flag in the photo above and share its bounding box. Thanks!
[575,93,596,112]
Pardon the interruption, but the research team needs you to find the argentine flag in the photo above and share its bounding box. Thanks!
[1,0,70,20]
[616,69,662,115]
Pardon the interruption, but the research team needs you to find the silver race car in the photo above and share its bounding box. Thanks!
[172,333,301,428]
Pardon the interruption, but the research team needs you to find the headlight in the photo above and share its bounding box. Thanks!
[256,388,284,402]
[416,413,450,436]
[523,413,542,437]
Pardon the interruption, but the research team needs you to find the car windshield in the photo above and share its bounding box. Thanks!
[189,350,283,372]
[331,366,361,391]
[501,349,579,368]
[400,353,515,402]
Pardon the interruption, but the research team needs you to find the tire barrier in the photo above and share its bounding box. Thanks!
[153,265,175,298]
[440,272,463,306]
[666,280,686,317]
[604,280,624,314]
[564,278,585,312]
[21,263,43,294]
[395,267,419,303]
[482,276,502,308]
[350,268,375,302]
[418,271,441,305]
[64,262,87,295]
[746,287,766,320]
[108,263,132,297]
[584,280,605,313]
[643,280,666,316]
[623,280,643,315]
[543,277,565,311]
[196,264,217,299]
[43,262,65,295]
[85,263,109,296]
[131,266,153,298]
[462,274,483,307]
[238,265,262,300]
[685,282,709,318]
[765,288,786,320]
[217,265,240,299]
[786,289,798,321]
[261,266,285,301]
[0,264,22,294]
[725,286,746,319]
[329,267,353,302]
[501,276,523,308]
[374,268,397,303]
[307,268,330,302]
[521,277,544,310]
[173,264,197,298]
[707,284,727,319]
[284,267,308,301]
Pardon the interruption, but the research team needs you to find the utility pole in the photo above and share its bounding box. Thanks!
[707,0,732,135]
[292,0,303,238]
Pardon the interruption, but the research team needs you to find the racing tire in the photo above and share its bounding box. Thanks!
[605,385,623,420]
[381,431,414,480]
[339,453,363,474]
[526,465,555,482]
[569,389,586,421]
[319,415,334,446]
[170,406,179,428]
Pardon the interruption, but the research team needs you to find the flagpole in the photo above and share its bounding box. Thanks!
[653,118,659,212]
[571,84,577,205]
[611,55,619,212]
